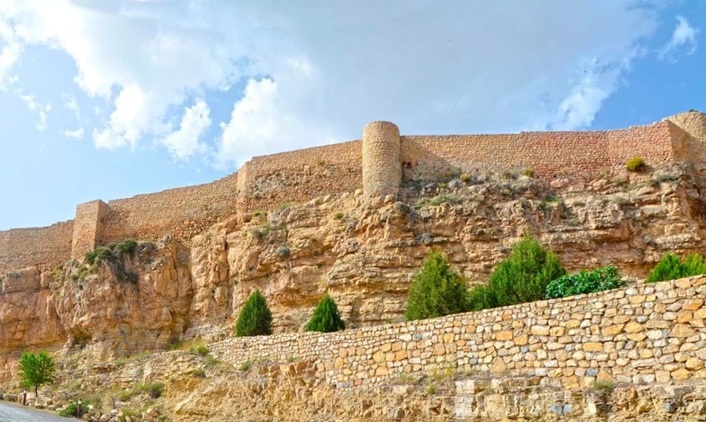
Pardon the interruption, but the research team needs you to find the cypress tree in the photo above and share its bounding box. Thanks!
[235,290,273,337]
[306,294,345,333]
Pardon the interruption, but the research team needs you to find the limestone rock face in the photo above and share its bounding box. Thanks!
[2,163,706,385]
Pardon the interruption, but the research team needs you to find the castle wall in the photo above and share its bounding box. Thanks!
[0,221,74,274]
[99,173,241,244]
[401,122,677,181]
[212,276,706,390]
[237,140,362,213]
[71,200,108,259]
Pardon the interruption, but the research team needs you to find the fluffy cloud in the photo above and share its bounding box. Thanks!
[161,99,211,161]
[0,1,666,167]
[659,16,698,60]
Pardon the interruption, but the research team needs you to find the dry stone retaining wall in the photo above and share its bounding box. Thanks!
[211,276,706,390]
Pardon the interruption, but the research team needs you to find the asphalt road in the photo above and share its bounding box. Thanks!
[0,400,71,421]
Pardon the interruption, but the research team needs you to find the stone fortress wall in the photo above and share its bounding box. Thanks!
[210,276,706,391]
[1,111,706,274]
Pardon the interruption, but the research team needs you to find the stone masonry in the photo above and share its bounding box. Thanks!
[2,111,706,274]
[210,276,706,391]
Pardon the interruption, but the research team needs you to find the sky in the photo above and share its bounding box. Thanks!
[0,0,704,230]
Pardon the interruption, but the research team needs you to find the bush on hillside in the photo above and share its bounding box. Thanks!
[468,235,566,311]
[306,294,345,333]
[545,266,625,299]
[626,157,647,172]
[647,252,706,283]
[405,249,470,321]
[235,290,273,337]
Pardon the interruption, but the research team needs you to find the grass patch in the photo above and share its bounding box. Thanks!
[118,382,165,401]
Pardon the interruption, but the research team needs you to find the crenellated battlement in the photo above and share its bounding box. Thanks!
[2,110,706,274]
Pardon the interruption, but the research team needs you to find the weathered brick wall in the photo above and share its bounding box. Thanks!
[211,277,706,390]
[401,122,678,181]
[0,221,74,274]
[100,173,240,244]
[71,200,108,259]
[237,140,362,213]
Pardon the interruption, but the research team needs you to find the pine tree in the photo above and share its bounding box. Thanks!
[405,249,470,321]
[469,235,566,310]
[306,294,345,333]
[235,290,273,337]
[18,351,56,395]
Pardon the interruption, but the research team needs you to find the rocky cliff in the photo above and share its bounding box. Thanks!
[2,162,706,386]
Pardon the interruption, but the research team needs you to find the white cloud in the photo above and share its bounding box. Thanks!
[161,99,211,161]
[63,127,84,139]
[0,1,667,165]
[19,93,51,131]
[62,94,80,119]
[659,15,698,60]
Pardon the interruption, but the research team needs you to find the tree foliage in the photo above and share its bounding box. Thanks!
[18,351,56,395]
[546,266,625,299]
[468,235,566,311]
[647,252,706,283]
[306,294,345,333]
[405,249,470,321]
[235,290,273,337]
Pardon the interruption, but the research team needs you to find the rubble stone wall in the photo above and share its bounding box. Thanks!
[0,221,74,274]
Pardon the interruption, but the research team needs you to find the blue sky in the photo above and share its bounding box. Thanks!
[0,1,704,230]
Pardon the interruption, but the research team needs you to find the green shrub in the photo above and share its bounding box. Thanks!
[459,173,471,183]
[546,266,625,299]
[647,252,706,283]
[59,401,83,417]
[427,194,458,206]
[235,290,273,336]
[306,294,345,333]
[145,382,164,398]
[333,211,345,220]
[191,368,206,378]
[239,360,252,372]
[115,239,138,256]
[468,236,566,311]
[405,249,470,321]
[626,157,646,172]
[191,345,209,356]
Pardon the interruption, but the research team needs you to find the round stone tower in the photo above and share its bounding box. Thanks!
[666,110,706,141]
[362,121,401,199]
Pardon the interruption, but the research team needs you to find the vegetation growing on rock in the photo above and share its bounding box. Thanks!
[236,290,273,336]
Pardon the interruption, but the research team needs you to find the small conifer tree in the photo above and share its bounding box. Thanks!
[469,235,566,310]
[235,290,273,337]
[405,249,470,321]
[306,294,345,332]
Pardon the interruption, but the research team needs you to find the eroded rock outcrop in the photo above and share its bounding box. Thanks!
[1,163,706,386]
